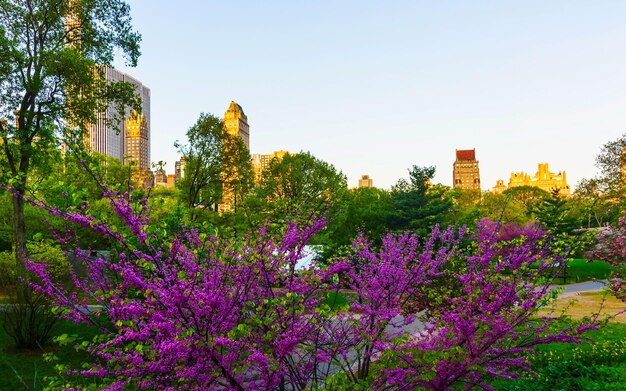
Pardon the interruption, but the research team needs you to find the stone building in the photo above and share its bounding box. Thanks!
[358,175,374,188]
[492,179,507,194]
[453,149,481,191]
[220,101,250,212]
[493,163,570,196]
[223,101,250,150]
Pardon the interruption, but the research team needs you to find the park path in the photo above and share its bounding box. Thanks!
[551,280,607,298]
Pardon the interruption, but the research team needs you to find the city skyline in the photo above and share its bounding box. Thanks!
[114,1,626,190]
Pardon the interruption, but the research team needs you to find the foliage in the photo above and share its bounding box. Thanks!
[387,165,452,237]
[0,319,101,390]
[592,216,626,301]
[493,323,626,390]
[595,132,626,195]
[571,178,618,228]
[21,183,599,390]
[477,191,531,225]
[243,151,348,231]
[0,240,70,290]
[503,186,550,217]
[446,187,482,228]
[0,0,141,255]
[327,186,392,246]
[175,113,252,213]
[532,189,576,236]
[1,240,70,349]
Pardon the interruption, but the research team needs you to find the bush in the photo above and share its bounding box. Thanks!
[1,240,70,349]
[21,187,599,390]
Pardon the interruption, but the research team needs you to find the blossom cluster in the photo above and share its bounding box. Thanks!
[22,185,597,390]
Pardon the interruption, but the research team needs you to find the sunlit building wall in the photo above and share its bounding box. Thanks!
[358,175,374,188]
[453,149,481,191]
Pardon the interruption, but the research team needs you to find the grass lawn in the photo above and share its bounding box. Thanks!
[493,292,626,390]
[563,258,613,283]
[0,319,100,390]
[493,322,626,390]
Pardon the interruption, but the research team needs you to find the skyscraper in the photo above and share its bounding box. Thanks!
[453,149,481,191]
[87,66,150,169]
[219,101,249,212]
[223,101,249,150]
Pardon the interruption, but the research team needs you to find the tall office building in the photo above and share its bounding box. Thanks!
[453,149,481,191]
[126,110,149,171]
[87,66,151,170]
[223,101,250,150]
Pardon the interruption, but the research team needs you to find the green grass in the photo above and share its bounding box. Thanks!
[324,291,351,310]
[0,318,100,390]
[561,259,613,284]
[493,323,626,390]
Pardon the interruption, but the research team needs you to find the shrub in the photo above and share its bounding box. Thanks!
[23,187,597,390]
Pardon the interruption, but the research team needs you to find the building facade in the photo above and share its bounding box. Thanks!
[87,66,151,172]
[505,163,570,196]
[358,175,374,188]
[219,101,250,212]
[251,150,289,183]
[453,149,481,191]
[175,158,186,183]
[492,179,507,194]
[223,101,250,150]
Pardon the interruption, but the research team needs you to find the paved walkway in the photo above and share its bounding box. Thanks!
[551,280,607,298]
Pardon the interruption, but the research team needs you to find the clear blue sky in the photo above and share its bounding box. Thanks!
[115,1,626,190]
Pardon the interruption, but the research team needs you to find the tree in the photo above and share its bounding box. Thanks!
[328,186,392,245]
[388,165,452,237]
[0,0,141,256]
[592,216,626,302]
[477,192,529,225]
[595,132,626,194]
[175,113,252,214]
[502,186,550,215]
[532,188,576,235]
[244,152,348,229]
[26,188,597,390]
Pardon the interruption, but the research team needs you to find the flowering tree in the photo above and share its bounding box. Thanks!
[21,185,597,390]
[592,216,626,302]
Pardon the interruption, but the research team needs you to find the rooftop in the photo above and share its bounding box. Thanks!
[456,149,476,161]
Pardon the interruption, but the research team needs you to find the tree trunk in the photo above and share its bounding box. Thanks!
[12,189,26,260]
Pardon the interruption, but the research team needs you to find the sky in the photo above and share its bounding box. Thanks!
[115,1,626,190]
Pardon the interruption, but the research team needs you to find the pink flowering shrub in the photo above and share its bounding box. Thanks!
[592,216,626,301]
[23,188,596,390]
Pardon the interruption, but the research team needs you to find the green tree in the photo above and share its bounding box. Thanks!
[388,166,452,237]
[570,178,617,228]
[595,132,626,194]
[176,113,252,215]
[502,186,550,217]
[245,152,348,230]
[580,133,626,224]
[477,191,529,225]
[0,0,140,349]
[446,187,482,228]
[0,0,141,256]
[532,188,576,235]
